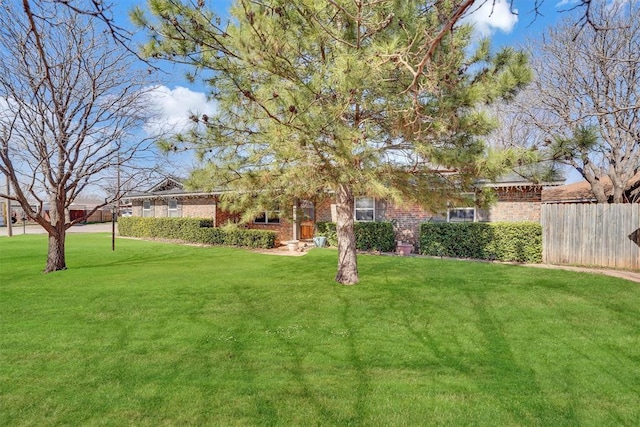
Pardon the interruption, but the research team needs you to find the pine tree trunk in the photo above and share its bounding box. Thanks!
[334,183,359,285]
[45,227,67,272]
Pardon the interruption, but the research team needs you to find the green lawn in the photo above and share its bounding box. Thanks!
[1,234,639,426]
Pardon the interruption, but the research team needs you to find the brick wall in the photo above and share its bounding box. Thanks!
[248,221,293,243]
[380,201,434,243]
[181,197,216,218]
[486,186,542,222]
[132,197,216,220]
[131,201,142,217]
[486,201,541,222]
[495,186,542,202]
[316,199,332,222]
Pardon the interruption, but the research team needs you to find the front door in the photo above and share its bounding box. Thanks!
[300,201,315,239]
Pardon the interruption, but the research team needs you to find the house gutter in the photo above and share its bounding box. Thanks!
[126,191,224,200]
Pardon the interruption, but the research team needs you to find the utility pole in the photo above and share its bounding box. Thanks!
[116,153,121,219]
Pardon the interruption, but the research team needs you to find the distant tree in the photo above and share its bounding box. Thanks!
[133,0,531,285]
[521,0,640,203]
[0,1,158,272]
[484,88,566,183]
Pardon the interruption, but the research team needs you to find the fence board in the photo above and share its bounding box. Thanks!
[542,204,640,270]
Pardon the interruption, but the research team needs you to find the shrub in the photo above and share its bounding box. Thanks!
[118,217,276,249]
[315,221,395,252]
[315,221,337,247]
[354,222,396,252]
[419,222,542,263]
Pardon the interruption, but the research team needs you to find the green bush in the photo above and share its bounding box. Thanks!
[315,221,395,252]
[355,222,396,252]
[315,221,337,247]
[118,217,276,249]
[419,222,542,263]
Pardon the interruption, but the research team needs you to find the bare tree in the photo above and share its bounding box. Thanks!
[0,1,159,272]
[522,0,640,202]
[485,88,567,182]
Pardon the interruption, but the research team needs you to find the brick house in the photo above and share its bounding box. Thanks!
[125,175,562,245]
[125,177,294,242]
[313,174,562,244]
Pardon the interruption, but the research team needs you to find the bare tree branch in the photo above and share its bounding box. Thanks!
[0,1,162,271]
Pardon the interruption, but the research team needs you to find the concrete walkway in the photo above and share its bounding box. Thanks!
[524,263,640,283]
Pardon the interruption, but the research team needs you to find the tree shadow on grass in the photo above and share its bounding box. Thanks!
[464,291,580,424]
[69,243,243,271]
[526,279,640,415]
[384,281,580,424]
[221,284,371,425]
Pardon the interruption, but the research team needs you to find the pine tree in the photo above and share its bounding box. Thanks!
[133,0,531,284]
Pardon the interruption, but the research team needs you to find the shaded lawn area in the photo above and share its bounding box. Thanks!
[1,234,639,426]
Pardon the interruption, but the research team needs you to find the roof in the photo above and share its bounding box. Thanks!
[147,176,185,192]
[477,172,564,188]
[125,172,567,201]
[125,176,228,200]
[543,172,640,203]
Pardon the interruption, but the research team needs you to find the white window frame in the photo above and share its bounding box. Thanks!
[168,199,179,217]
[254,210,280,224]
[142,200,153,217]
[354,197,375,222]
[447,207,476,222]
[447,193,476,223]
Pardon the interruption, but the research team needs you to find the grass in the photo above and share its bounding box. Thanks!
[1,233,640,426]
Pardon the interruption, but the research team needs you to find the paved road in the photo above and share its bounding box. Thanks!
[0,222,115,236]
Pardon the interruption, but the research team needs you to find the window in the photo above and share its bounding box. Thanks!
[168,199,179,217]
[300,200,314,221]
[447,193,475,222]
[142,200,153,217]
[254,210,280,224]
[447,207,475,222]
[355,197,375,222]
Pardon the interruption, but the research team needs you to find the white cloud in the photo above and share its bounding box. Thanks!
[556,0,581,6]
[143,85,216,136]
[465,0,519,37]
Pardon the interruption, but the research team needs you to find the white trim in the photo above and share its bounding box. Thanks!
[168,198,179,217]
[447,193,476,222]
[254,210,281,224]
[142,200,153,217]
[355,197,375,222]
[447,207,475,222]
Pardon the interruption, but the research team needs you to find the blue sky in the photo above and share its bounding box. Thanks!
[115,0,575,120]
[114,1,576,178]
[118,0,568,85]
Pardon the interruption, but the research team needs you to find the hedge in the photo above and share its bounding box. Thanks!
[419,221,542,263]
[118,217,276,249]
[316,221,396,252]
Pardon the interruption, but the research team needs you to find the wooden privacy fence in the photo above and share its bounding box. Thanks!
[541,204,640,270]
